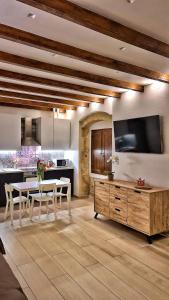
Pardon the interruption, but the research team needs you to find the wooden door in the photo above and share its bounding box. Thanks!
[91,128,112,174]
[102,128,112,174]
[91,130,104,174]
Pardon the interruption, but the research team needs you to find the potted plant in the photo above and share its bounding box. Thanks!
[106,155,119,181]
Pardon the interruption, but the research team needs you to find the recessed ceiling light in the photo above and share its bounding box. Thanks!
[52,53,59,57]
[27,13,36,19]
[119,47,127,51]
[127,0,136,3]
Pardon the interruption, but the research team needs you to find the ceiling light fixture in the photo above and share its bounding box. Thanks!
[52,53,59,57]
[27,13,36,19]
[119,47,127,51]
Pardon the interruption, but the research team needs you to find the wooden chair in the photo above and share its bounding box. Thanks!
[48,177,70,207]
[26,177,38,182]
[26,177,38,198]
[30,183,56,220]
[4,183,29,225]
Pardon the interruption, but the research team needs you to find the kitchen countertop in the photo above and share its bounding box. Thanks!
[0,166,74,174]
[0,168,24,174]
[46,167,74,171]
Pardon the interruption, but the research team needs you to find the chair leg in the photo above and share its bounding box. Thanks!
[46,201,49,216]
[26,200,29,214]
[4,200,9,220]
[19,201,22,227]
[54,199,57,220]
[28,200,31,218]
[22,202,25,212]
[30,199,34,220]
[39,201,42,219]
[67,185,71,216]
[10,201,14,226]
[59,196,62,208]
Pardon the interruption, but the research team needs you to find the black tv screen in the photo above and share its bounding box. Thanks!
[114,115,163,153]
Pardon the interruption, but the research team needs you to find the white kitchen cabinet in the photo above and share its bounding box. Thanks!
[41,115,54,149]
[41,117,70,150]
[0,113,21,150]
[54,119,70,149]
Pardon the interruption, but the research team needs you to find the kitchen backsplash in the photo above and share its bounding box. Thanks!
[0,147,64,168]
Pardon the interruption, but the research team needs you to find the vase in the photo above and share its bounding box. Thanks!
[108,173,114,181]
[37,173,44,182]
[37,174,42,182]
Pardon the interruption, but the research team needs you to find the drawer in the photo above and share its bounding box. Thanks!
[110,203,127,224]
[110,195,127,209]
[110,208,127,224]
[128,202,149,220]
[95,181,110,193]
[95,187,109,204]
[110,185,128,199]
[127,215,150,234]
[128,189,150,206]
[95,198,110,217]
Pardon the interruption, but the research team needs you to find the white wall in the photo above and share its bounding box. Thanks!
[112,81,169,187]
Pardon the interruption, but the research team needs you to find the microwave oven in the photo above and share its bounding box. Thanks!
[56,159,69,167]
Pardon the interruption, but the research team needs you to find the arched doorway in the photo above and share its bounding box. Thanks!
[79,111,112,197]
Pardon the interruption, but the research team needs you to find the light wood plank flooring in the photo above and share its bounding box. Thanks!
[0,197,169,300]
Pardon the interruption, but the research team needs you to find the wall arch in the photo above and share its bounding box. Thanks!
[79,111,112,197]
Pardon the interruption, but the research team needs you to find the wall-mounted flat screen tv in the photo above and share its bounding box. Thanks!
[113,115,163,153]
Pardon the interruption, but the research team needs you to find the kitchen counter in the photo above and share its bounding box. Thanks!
[0,168,24,174]
[46,166,74,171]
[0,166,74,174]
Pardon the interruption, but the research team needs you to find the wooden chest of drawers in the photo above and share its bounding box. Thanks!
[94,180,169,241]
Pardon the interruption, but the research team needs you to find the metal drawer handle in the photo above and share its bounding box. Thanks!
[115,208,121,212]
[115,185,120,189]
[134,190,141,194]
[115,196,120,200]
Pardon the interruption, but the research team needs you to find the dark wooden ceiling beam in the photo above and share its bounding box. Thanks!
[17,0,169,59]
[0,69,121,97]
[0,96,76,110]
[0,49,143,92]
[0,90,89,107]
[0,69,120,98]
[0,79,103,103]
[0,101,53,111]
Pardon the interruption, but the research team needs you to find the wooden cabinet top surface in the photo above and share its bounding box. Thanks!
[94,179,169,194]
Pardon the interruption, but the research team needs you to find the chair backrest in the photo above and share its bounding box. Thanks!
[60,177,70,183]
[39,183,56,193]
[26,177,38,182]
[5,183,13,202]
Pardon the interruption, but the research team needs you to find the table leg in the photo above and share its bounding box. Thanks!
[19,191,22,226]
[67,184,71,216]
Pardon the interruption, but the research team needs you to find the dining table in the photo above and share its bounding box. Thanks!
[11,179,71,226]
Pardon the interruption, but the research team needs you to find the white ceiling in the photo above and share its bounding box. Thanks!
[0,0,168,102]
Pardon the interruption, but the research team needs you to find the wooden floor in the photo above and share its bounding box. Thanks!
[0,197,169,300]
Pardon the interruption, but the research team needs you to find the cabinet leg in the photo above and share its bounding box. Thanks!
[147,236,153,244]
[94,213,98,219]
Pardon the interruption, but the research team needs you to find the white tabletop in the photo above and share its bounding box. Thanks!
[11,179,71,192]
